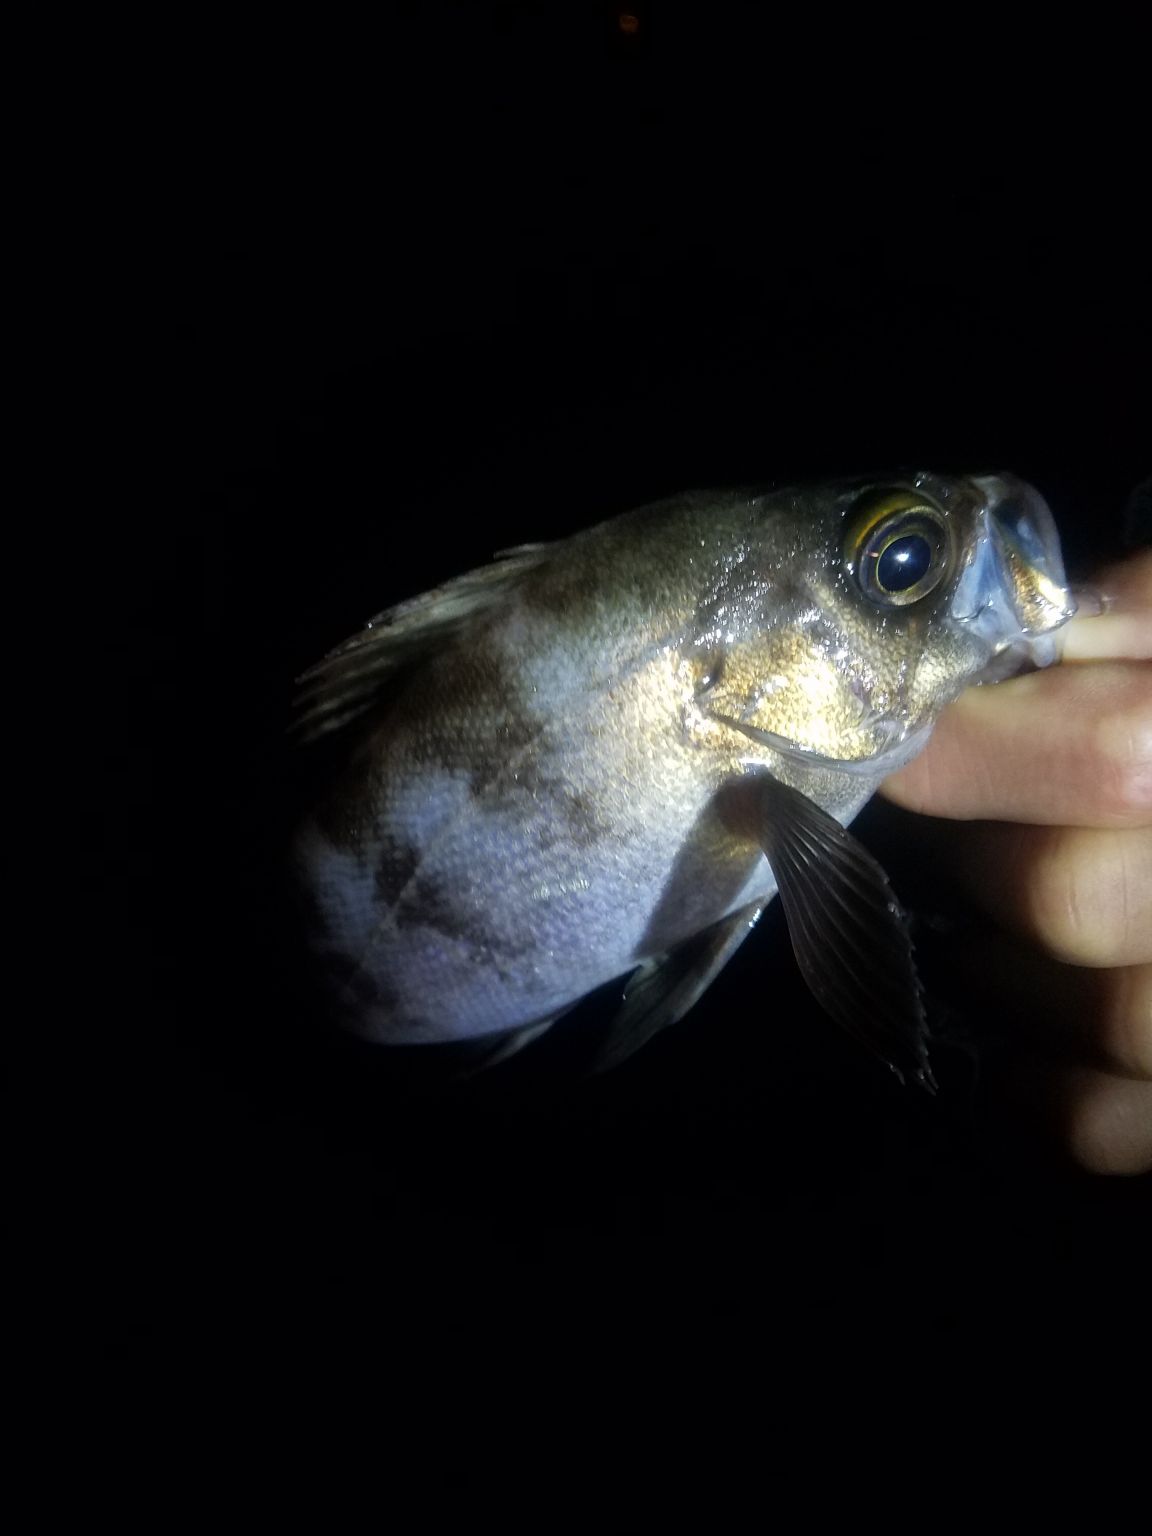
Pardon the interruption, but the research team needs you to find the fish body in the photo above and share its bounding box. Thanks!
[293,472,1073,1081]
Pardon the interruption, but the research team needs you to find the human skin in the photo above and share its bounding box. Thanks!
[881,550,1152,1174]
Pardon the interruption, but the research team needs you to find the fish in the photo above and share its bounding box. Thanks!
[292,471,1074,1088]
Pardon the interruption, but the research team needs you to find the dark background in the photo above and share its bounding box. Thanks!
[103,7,1150,1378]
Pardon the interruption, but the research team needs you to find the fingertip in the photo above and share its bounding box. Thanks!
[1059,1069,1152,1176]
[1062,551,1152,660]
[1061,611,1152,661]
[1090,550,1152,612]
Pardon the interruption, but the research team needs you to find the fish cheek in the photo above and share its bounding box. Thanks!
[707,642,876,759]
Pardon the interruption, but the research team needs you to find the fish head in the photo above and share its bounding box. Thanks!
[695,471,1076,773]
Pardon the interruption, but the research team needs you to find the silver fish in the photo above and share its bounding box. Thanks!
[293,471,1074,1087]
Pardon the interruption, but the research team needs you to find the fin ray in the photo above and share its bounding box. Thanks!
[589,903,766,1074]
[292,544,552,743]
[754,771,935,1091]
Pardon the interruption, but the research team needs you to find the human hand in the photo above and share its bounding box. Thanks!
[881,550,1152,1174]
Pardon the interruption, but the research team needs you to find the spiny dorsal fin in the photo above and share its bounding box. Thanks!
[292,543,552,744]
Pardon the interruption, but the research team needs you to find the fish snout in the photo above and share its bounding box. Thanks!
[955,474,1077,675]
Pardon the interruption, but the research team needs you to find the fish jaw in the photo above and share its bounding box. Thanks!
[955,474,1077,681]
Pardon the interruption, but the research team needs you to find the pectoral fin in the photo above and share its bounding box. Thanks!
[589,903,766,1074]
[754,773,935,1092]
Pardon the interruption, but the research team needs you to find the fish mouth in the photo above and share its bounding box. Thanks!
[952,474,1077,681]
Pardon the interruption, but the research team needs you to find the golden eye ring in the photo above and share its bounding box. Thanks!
[845,490,953,608]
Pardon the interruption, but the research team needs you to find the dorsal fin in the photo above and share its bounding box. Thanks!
[292,543,552,744]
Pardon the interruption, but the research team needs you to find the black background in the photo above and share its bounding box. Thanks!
[104,7,1150,1382]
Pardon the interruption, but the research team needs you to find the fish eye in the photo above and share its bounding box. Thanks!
[845,490,952,608]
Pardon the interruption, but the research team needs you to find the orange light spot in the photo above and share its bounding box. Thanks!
[618,12,640,34]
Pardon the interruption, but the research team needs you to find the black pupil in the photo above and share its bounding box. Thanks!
[877,533,931,592]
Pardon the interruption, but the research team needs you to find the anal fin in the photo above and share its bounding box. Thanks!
[589,903,766,1074]
[458,1016,564,1076]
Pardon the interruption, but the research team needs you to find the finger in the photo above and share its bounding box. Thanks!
[1062,550,1152,663]
[994,1055,1152,1175]
[1062,612,1152,662]
[942,823,1152,968]
[1054,1069,1152,1176]
[881,662,1152,827]
[939,929,1152,1078]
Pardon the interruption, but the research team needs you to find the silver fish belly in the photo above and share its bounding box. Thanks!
[293,472,1074,1083]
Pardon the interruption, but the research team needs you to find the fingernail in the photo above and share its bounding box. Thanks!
[1069,584,1108,618]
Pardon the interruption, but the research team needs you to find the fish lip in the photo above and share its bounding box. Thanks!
[952,474,1076,677]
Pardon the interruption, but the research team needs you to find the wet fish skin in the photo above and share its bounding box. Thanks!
[293,471,1073,1081]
